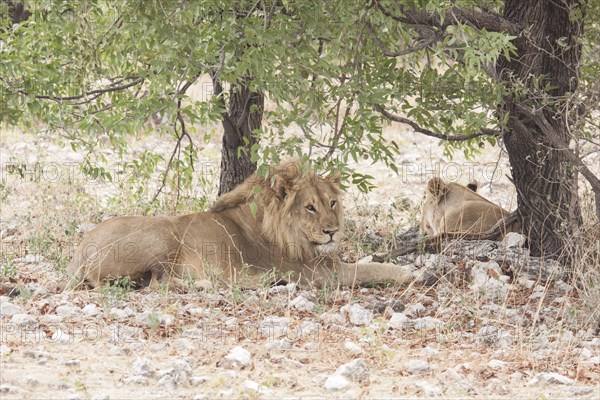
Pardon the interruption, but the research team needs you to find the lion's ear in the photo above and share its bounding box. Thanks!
[273,175,291,200]
[326,170,342,185]
[273,163,300,200]
[467,181,478,192]
[427,177,446,197]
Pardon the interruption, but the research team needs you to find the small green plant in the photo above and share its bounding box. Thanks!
[0,182,11,202]
[147,313,161,333]
[0,256,17,278]
[100,276,135,306]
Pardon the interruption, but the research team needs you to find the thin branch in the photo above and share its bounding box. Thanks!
[365,20,440,57]
[373,212,519,262]
[374,104,499,141]
[372,0,522,35]
[34,77,144,103]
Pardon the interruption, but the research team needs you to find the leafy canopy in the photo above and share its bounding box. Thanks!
[4,1,591,200]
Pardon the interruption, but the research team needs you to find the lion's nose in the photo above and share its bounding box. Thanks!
[323,228,338,239]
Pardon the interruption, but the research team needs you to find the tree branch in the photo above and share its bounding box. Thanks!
[34,77,144,102]
[372,0,522,35]
[374,104,499,141]
[365,20,441,57]
[373,212,519,262]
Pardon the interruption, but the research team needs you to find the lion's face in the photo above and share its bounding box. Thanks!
[290,176,344,254]
[265,163,344,259]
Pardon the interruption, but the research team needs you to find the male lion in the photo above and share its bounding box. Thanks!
[420,177,511,236]
[68,161,415,289]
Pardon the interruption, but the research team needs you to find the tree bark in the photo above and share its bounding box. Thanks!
[497,0,585,258]
[212,75,264,195]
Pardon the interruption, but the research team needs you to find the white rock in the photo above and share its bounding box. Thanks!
[242,379,270,395]
[577,347,592,360]
[0,345,11,356]
[529,291,545,301]
[324,374,349,391]
[312,373,329,384]
[0,302,24,316]
[190,376,210,386]
[335,359,370,382]
[589,356,600,365]
[56,305,81,316]
[90,395,110,400]
[442,367,464,382]
[556,280,574,293]
[487,378,510,395]
[217,389,234,397]
[517,277,536,289]
[23,283,48,297]
[137,311,174,326]
[343,341,363,355]
[539,372,575,385]
[502,232,526,248]
[290,295,315,312]
[267,285,288,295]
[265,338,294,351]
[357,255,373,263]
[470,262,509,300]
[320,311,345,325]
[477,325,513,347]
[131,358,155,377]
[286,283,297,292]
[221,346,251,369]
[414,381,441,397]
[569,386,594,396]
[172,359,192,376]
[173,338,196,351]
[0,385,18,394]
[110,307,135,319]
[510,371,523,381]
[414,317,441,331]
[388,312,410,329]
[157,375,177,390]
[123,375,148,385]
[405,303,425,318]
[340,303,373,326]
[404,359,430,375]
[82,304,100,315]
[10,313,38,328]
[260,316,290,338]
[51,329,72,343]
[488,359,507,369]
[422,346,439,357]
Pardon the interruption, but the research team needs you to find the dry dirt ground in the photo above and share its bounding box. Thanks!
[0,121,599,399]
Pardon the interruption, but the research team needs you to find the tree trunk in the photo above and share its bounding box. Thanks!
[212,75,264,195]
[497,0,584,258]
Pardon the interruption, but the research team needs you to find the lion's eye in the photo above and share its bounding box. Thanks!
[306,205,316,212]
[330,200,337,208]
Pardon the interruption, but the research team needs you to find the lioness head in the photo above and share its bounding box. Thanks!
[421,177,507,236]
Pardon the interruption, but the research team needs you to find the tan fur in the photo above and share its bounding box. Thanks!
[68,161,415,290]
[420,177,511,236]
